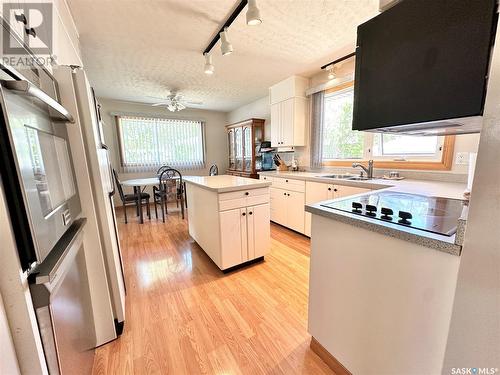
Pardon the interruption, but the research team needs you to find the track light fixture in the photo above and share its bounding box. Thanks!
[328,66,336,80]
[204,53,215,74]
[246,0,262,25]
[201,1,263,73]
[220,28,233,56]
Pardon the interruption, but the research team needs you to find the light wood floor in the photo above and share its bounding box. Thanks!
[92,204,334,375]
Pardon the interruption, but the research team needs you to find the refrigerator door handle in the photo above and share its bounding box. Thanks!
[1,80,75,123]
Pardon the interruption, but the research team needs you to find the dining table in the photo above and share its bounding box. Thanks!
[121,176,190,224]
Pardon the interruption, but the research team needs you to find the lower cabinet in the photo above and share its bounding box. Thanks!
[219,203,270,269]
[270,187,305,233]
[305,181,371,236]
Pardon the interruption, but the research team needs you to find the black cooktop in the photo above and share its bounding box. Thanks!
[321,191,465,236]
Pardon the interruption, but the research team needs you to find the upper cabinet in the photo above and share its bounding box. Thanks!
[269,76,309,148]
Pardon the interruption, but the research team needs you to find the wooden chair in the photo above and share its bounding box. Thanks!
[112,169,150,223]
[209,164,219,176]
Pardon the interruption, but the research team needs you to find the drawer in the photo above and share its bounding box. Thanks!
[259,175,274,182]
[219,194,270,211]
[218,187,269,201]
[272,177,305,192]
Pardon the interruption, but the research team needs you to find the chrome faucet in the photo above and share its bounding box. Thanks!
[352,160,374,179]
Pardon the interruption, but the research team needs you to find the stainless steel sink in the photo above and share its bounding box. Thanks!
[318,174,371,181]
[319,174,355,179]
[346,176,370,181]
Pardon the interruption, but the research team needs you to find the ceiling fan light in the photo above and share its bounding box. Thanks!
[220,28,233,56]
[246,0,262,25]
[204,53,215,74]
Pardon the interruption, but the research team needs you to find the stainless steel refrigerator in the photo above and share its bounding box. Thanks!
[55,66,126,337]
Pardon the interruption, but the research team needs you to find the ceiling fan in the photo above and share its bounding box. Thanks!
[148,92,202,112]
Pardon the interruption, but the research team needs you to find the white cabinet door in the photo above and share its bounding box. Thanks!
[305,181,332,236]
[271,103,281,147]
[247,203,270,259]
[280,98,295,147]
[270,187,287,225]
[287,190,305,233]
[334,185,371,199]
[240,208,248,262]
[219,208,243,269]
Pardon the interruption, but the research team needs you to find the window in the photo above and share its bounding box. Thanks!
[372,134,443,160]
[322,88,363,160]
[321,84,454,170]
[117,116,205,172]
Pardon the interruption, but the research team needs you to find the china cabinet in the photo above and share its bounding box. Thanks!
[226,118,265,179]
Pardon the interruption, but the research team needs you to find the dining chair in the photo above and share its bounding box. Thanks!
[112,169,151,223]
[156,165,172,177]
[153,168,185,222]
[209,163,219,176]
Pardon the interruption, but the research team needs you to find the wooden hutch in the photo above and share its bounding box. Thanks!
[226,118,265,179]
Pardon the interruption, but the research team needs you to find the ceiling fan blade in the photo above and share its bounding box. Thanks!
[183,101,203,105]
[151,102,170,107]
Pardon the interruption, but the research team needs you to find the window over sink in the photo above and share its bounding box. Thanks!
[321,83,454,170]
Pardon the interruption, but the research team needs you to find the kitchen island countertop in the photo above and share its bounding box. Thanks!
[184,175,271,193]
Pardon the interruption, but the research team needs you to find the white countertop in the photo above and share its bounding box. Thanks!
[184,175,271,193]
[259,171,467,199]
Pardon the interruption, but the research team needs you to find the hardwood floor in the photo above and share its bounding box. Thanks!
[92,204,334,375]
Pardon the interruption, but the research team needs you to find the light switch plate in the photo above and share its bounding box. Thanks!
[455,152,470,165]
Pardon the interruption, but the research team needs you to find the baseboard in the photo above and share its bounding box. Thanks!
[310,337,352,375]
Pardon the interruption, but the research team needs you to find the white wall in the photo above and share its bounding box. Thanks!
[227,96,271,140]
[0,293,20,375]
[442,21,500,372]
[98,98,229,204]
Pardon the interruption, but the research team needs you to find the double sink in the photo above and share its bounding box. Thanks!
[318,174,370,181]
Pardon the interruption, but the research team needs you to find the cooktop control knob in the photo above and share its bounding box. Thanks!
[352,202,362,213]
[398,211,413,224]
[365,204,377,216]
[381,207,393,219]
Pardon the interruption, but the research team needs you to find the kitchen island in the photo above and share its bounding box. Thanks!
[305,185,466,375]
[184,175,271,271]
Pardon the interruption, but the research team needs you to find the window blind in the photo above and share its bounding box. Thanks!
[117,115,205,172]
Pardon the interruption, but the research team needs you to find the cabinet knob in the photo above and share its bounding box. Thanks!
[285,179,288,182]
[283,192,286,196]
[242,212,246,216]
[328,187,331,191]
[249,211,253,215]
[245,192,249,195]
[287,193,290,196]
[334,188,338,192]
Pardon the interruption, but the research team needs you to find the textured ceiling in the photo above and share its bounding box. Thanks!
[67,0,379,112]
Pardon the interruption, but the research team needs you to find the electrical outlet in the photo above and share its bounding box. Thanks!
[455,152,469,165]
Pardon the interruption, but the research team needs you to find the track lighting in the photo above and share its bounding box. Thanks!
[328,66,336,80]
[246,0,262,26]
[204,53,214,74]
[220,28,233,56]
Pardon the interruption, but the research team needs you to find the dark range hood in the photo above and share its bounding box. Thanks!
[352,0,498,136]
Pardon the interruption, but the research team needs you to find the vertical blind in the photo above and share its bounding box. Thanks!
[117,115,205,172]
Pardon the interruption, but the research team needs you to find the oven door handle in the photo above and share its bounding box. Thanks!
[32,218,86,285]
[1,80,75,123]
